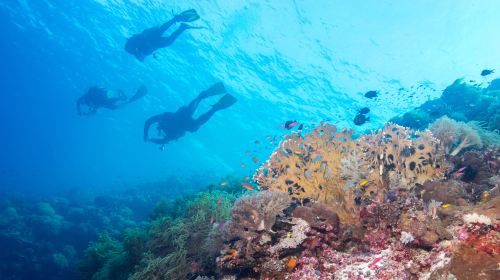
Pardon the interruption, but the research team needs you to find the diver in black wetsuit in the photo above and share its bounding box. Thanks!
[143,82,237,149]
[77,85,147,115]
[125,9,200,61]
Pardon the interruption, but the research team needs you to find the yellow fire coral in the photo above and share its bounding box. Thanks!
[358,123,447,188]
[255,123,447,224]
[255,124,361,223]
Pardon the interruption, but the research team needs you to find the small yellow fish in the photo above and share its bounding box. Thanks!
[359,180,369,187]
[482,191,490,201]
[441,204,451,209]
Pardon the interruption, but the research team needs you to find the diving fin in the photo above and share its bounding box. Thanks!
[128,85,148,103]
[176,9,200,22]
[199,82,227,99]
[212,94,237,111]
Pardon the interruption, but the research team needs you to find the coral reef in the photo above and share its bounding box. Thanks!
[255,123,446,224]
[392,78,500,132]
[215,122,499,279]
[429,116,483,156]
[124,189,239,280]
[0,176,213,280]
[74,121,499,280]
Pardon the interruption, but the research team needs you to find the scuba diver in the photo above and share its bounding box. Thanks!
[77,85,147,115]
[144,82,237,149]
[125,9,200,61]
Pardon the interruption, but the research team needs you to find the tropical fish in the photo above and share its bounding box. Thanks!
[287,258,297,269]
[227,249,238,257]
[252,156,259,163]
[242,183,255,191]
[284,120,298,130]
[482,191,490,201]
[209,215,214,225]
[452,167,466,178]
[369,256,383,269]
[364,90,378,99]
[353,113,370,125]
[219,181,228,187]
[358,107,370,114]
[441,204,451,209]
[244,176,250,180]
[255,140,260,145]
[359,180,369,187]
[216,198,223,204]
[481,69,494,76]
[240,163,246,168]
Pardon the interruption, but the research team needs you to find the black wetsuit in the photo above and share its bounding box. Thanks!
[125,19,189,61]
[143,83,236,146]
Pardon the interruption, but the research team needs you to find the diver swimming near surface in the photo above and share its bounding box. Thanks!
[125,9,201,61]
[77,85,147,115]
[143,82,237,150]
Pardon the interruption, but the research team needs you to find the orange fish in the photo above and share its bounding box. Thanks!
[252,156,259,163]
[217,198,223,204]
[227,249,238,257]
[242,183,255,191]
[287,258,297,269]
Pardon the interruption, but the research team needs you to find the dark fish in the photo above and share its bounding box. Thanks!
[284,120,298,130]
[364,90,378,99]
[481,69,494,76]
[297,124,303,130]
[353,113,369,125]
[358,107,370,114]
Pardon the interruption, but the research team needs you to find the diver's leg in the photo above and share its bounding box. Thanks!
[198,82,227,99]
[189,109,217,132]
[158,24,191,48]
[103,98,124,110]
[157,18,177,34]
[183,82,227,117]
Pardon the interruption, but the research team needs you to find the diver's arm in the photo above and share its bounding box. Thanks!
[144,114,164,141]
[76,97,93,115]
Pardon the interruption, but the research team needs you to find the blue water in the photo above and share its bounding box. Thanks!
[1,0,500,193]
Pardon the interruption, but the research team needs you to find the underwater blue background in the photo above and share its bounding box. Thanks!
[1,0,500,194]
